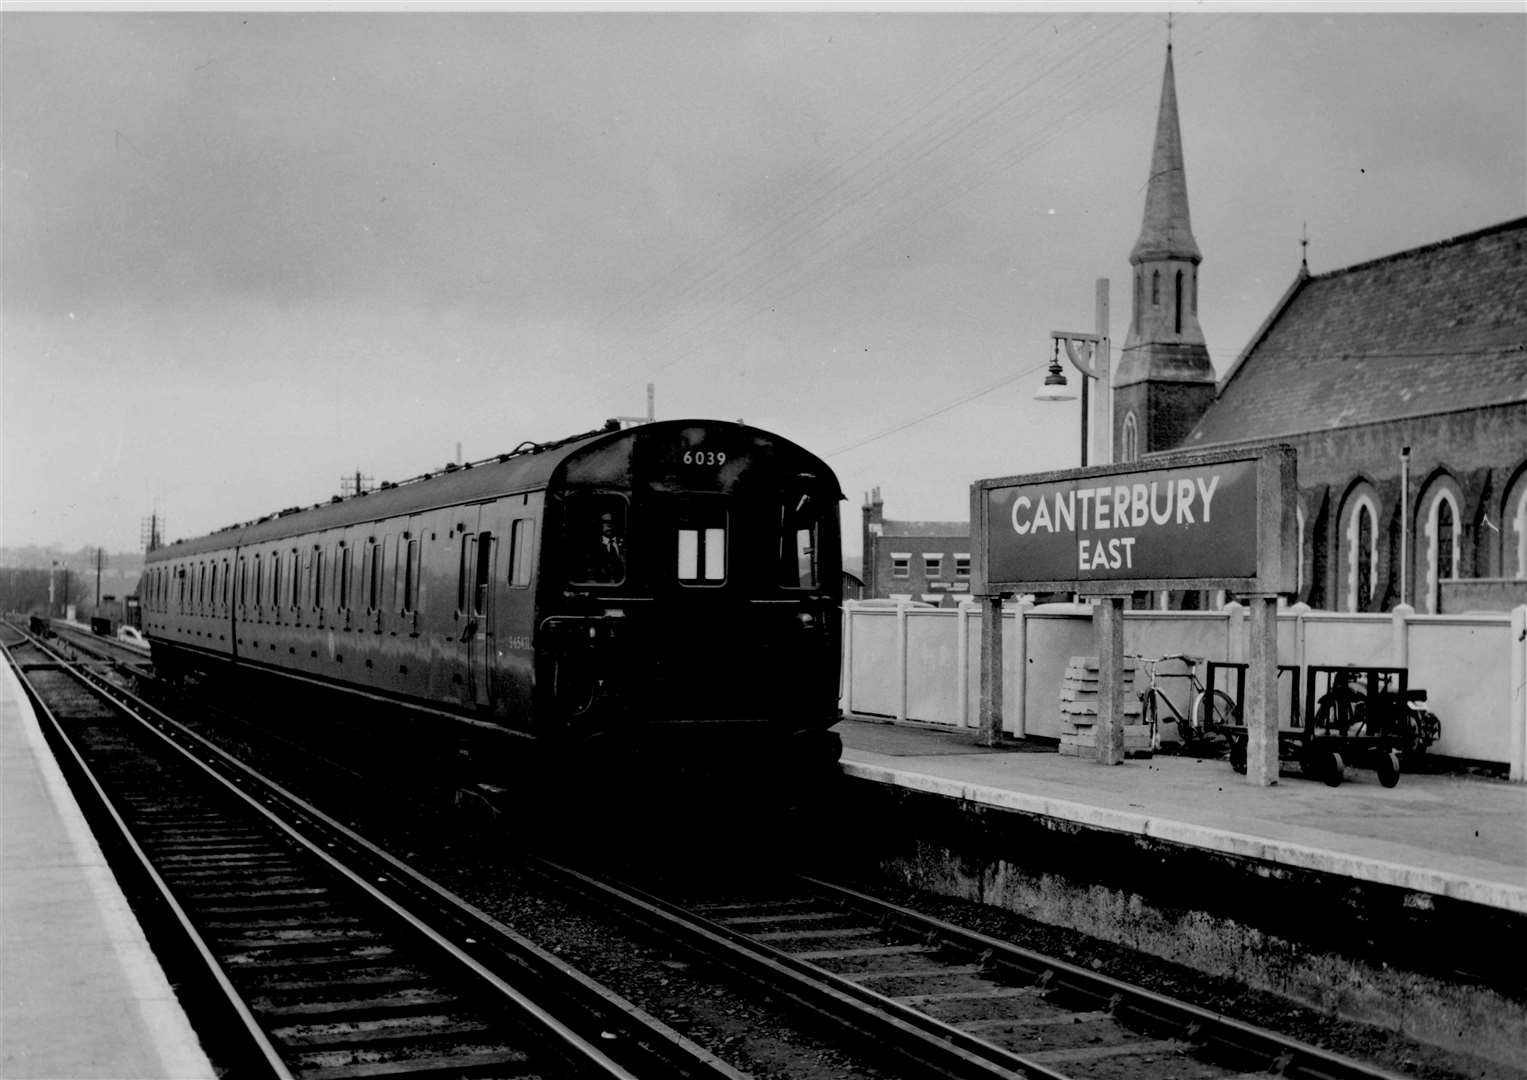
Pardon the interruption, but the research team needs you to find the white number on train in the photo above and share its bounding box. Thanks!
[682,450,727,466]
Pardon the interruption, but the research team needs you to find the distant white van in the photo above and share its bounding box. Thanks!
[116,625,148,649]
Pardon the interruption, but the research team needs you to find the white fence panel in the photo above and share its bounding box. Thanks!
[906,609,962,726]
[1405,616,1513,762]
[842,599,1526,778]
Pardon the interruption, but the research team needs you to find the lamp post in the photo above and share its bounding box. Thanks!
[1035,278,1111,467]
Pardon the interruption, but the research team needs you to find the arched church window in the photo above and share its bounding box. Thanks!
[1151,270,1160,305]
[1121,411,1139,462]
[1357,504,1374,612]
[1174,270,1183,333]
[1437,499,1455,581]
[1191,268,1198,314]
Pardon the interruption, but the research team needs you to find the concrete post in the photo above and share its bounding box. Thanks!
[895,600,909,723]
[842,600,855,717]
[978,594,1005,746]
[1246,594,1281,786]
[1094,596,1127,765]
[1511,605,1525,783]
[956,598,973,728]
[1391,603,1414,668]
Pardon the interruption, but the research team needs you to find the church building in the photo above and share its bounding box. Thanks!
[861,40,1527,614]
[1122,43,1527,613]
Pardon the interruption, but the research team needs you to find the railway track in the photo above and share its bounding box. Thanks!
[2,625,745,1080]
[536,861,1412,1080]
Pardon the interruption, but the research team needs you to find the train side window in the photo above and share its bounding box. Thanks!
[270,552,281,611]
[457,533,473,612]
[779,494,819,589]
[473,532,492,615]
[290,548,301,610]
[238,558,247,607]
[338,545,351,612]
[402,538,419,614]
[222,559,230,609]
[568,495,627,586]
[312,548,325,611]
[254,555,263,610]
[366,540,383,613]
[210,562,219,611]
[508,519,535,587]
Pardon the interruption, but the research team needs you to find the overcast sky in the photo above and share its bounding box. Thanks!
[4,4,1524,558]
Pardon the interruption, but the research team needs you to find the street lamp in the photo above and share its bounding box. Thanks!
[1035,278,1111,467]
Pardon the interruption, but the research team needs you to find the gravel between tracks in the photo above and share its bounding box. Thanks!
[142,679,1522,1080]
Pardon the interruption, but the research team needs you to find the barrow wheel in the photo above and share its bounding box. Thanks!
[1323,750,1345,787]
[1376,749,1401,788]
[1189,689,1238,746]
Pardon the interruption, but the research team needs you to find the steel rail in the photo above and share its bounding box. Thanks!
[536,857,1061,1080]
[3,627,688,1080]
[2,635,294,1080]
[800,874,1411,1080]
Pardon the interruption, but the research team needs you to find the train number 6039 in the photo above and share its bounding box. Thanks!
[682,449,726,466]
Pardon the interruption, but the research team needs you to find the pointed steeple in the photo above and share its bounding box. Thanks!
[1130,44,1201,265]
[1113,39,1216,460]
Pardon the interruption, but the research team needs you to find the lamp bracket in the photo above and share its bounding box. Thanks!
[1048,330,1104,378]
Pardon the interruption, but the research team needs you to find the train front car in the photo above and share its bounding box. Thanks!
[535,420,843,773]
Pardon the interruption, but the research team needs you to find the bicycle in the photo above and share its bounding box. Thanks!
[1131,653,1238,752]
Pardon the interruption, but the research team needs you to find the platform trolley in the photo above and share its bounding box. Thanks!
[1208,662,1430,788]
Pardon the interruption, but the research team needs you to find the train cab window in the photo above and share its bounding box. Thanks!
[568,495,627,586]
[675,502,725,586]
[508,519,535,587]
[779,493,819,589]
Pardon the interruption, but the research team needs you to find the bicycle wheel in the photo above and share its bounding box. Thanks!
[1189,689,1237,744]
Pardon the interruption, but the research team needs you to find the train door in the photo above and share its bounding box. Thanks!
[457,509,501,710]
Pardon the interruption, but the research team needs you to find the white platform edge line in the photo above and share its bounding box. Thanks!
[840,758,1527,915]
[1,658,217,1079]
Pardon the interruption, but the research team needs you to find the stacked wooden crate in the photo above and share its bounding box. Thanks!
[1058,656,1150,759]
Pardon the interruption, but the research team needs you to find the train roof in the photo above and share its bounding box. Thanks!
[145,419,838,562]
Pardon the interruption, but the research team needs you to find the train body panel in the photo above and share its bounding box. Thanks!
[141,420,841,767]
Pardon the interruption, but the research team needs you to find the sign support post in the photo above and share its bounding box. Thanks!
[1245,593,1281,786]
[1094,595,1128,765]
[977,592,1007,747]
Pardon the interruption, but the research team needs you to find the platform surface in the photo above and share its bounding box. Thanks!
[1,660,214,1079]
[838,716,1527,913]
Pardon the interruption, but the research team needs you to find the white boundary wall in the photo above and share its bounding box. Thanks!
[841,600,1527,780]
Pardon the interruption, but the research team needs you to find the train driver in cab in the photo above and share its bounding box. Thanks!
[587,509,625,583]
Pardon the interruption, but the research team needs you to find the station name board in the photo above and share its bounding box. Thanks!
[972,447,1295,595]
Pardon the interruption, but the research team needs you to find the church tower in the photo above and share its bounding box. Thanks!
[1114,42,1216,460]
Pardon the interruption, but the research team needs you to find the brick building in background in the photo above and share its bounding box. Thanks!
[860,488,971,607]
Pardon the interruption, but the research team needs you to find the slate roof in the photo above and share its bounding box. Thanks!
[881,520,969,538]
[1183,217,1527,448]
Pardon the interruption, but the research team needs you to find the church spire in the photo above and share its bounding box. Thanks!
[1130,42,1200,265]
[1113,37,1216,460]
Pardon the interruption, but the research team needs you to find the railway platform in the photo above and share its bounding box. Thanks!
[1,660,213,1078]
[838,715,1526,912]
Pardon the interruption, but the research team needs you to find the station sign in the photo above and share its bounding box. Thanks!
[971,446,1296,595]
